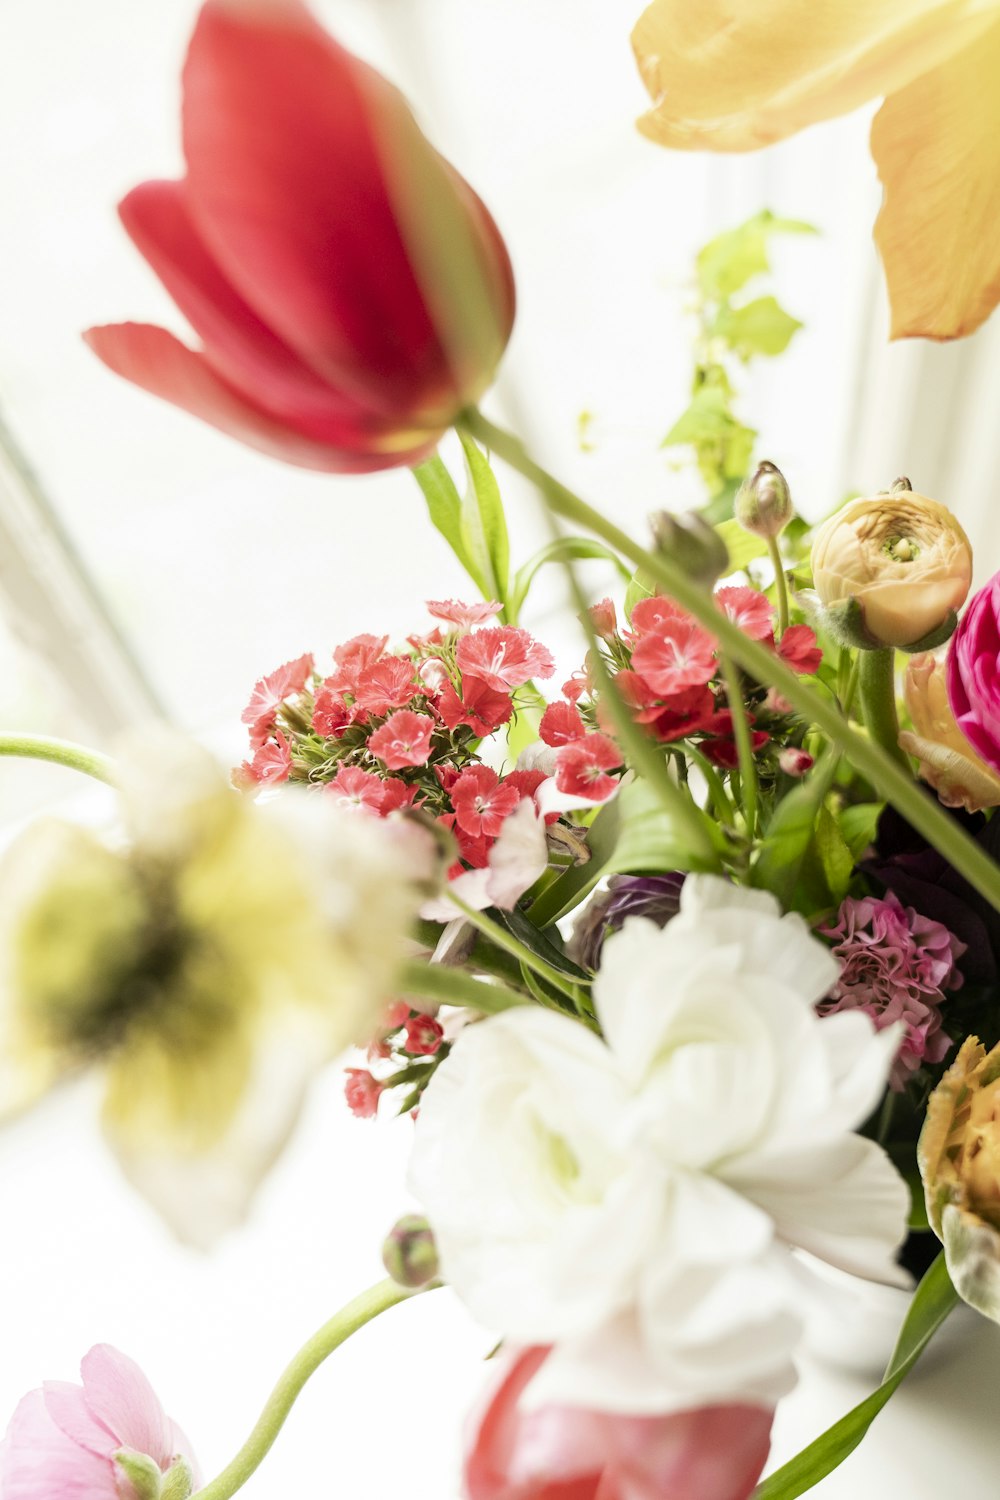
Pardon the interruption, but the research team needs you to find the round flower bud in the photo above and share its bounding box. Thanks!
[382,1213,440,1288]
[735,460,793,539]
[919,1037,1000,1321]
[648,511,729,586]
[810,489,972,650]
[900,651,1000,813]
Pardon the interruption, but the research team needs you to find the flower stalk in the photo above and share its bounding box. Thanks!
[194,1280,434,1500]
[0,733,116,785]
[458,406,1000,917]
[857,648,910,770]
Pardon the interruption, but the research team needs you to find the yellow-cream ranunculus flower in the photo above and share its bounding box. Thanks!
[810,491,972,649]
[919,1036,1000,1321]
[0,733,434,1247]
[900,651,1000,812]
[631,0,1000,339]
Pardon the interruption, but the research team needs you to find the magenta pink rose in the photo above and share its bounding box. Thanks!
[947,571,1000,775]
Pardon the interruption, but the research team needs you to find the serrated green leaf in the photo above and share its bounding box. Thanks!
[412,455,480,584]
[715,517,769,573]
[753,1255,956,1500]
[714,295,803,360]
[458,433,510,605]
[697,210,819,301]
[508,536,630,623]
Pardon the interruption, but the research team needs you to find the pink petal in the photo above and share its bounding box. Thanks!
[84,323,437,473]
[606,1405,773,1500]
[0,1390,115,1500]
[41,1383,116,1458]
[80,1346,172,1467]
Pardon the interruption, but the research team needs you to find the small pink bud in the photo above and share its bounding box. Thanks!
[344,1068,384,1119]
[588,597,618,640]
[778,747,814,777]
[405,1013,445,1056]
[382,1213,440,1288]
[765,686,794,715]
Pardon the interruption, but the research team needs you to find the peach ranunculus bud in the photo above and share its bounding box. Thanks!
[900,651,1000,813]
[810,483,972,651]
[919,1036,1000,1322]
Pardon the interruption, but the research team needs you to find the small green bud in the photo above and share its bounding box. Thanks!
[114,1450,164,1500]
[648,511,729,586]
[161,1456,196,1500]
[735,460,793,539]
[382,1213,440,1288]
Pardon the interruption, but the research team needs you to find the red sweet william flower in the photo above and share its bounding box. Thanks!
[312,683,352,738]
[249,730,292,785]
[241,652,314,741]
[84,0,515,473]
[702,712,770,768]
[714,585,775,643]
[324,765,386,813]
[631,619,717,696]
[426,599,502,630]
[451,765,521,838]
[457,627,556,692]
[778,623,823,674]
[353,655,419,717]
[539,701,585,747]
[326,634,389,696]
[404,1013,445,1056]
[343,1068,384,1119]
[555,734,621,801]
[368,709,435,769]
[630,595,691,637]
[465,1346,773,1500]
[437,677,514,736]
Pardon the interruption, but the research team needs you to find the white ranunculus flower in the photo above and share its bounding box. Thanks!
[408,875,910,1413]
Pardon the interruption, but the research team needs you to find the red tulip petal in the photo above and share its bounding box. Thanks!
[181,0,511,417]
[607,1404,772,1500]
[118,179,388,432]
[83,322,437,473]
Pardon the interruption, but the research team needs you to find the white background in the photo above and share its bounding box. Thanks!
[2,0,1000,1493]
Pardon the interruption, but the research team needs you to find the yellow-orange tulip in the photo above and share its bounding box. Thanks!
[632,0,1000,340]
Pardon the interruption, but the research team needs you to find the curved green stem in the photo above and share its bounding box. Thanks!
[458,408,1000,917]
[446,892,585,1006]
[857,649,909,770]
[767,535,790,635]
[399,957,529,1013]
[0,734,115,785]
[194,1280,430,1500]
[719,654,758,837]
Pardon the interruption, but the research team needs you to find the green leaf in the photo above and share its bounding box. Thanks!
[697,210,819,301]
[528,800,623,930]
[753,1255,957,1499]
[505,682,546,763]
[608,777,722,877]
[662,386,736,447]
[496,906,591,982]
[714,295,803,360]
[624,567,656,622]
[508,537,630,623]
[813,802,854,906]
[458,433,511,605]
[412,455,480,585]
[752,751,841,913]
[715,517,768,574]
[840,802,882,862]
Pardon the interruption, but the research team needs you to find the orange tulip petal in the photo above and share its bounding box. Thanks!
[632,0,999,151]
[872,22,1000,340]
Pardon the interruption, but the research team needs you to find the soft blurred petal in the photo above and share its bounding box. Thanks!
[631,0,998,150]
[0,1391,113,1500]
[872,23,1000,338]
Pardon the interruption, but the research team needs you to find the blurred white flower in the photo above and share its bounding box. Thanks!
[420,799,548,922]
[0,731,433,1247]
[408,876,909,1413]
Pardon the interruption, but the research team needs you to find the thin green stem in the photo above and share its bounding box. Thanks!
[194,1280,430,1500]
[458,408,1000,918]
[0,734,115,785]
[399,957,529,1013]
[767,534,790,635]
[719,654,758,837]
[446,892,585,1006]
[686,745,738,824]
[858,648,909,769]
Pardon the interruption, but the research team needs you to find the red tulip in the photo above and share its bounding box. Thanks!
[465,1347,773,1500]
[84,0,515,473]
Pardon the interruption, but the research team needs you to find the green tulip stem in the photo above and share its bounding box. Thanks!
[457,407,1000,918]
[719,653,759,837]
[194,1280,433,1500]
[857,649,910,770]
[767,534,790,635]
[0,733,116,785]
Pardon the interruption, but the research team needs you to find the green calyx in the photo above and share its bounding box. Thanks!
[114,1451,195,1500]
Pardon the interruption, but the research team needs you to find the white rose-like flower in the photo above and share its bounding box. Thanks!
[408,876,909,1413]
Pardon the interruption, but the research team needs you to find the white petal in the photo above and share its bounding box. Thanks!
[484,800,549,909]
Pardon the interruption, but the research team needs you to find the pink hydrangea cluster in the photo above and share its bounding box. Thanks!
[547,587,822,775]
[819,893,966,1089]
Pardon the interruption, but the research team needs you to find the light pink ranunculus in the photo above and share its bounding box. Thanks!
[465,1346,772,1500]
[947,571,1000,778]
[0,1345,198,1500]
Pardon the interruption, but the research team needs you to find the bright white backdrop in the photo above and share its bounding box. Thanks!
[2,1,1000,1494]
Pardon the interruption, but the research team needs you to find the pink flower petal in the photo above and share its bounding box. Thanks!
[80,1347,174,1468]
[0,1390,115,1500]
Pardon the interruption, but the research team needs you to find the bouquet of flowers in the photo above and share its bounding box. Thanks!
[4,4,1000,1499]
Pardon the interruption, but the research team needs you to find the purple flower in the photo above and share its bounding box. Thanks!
[819,893,966,1089]
[570,874,685,971]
